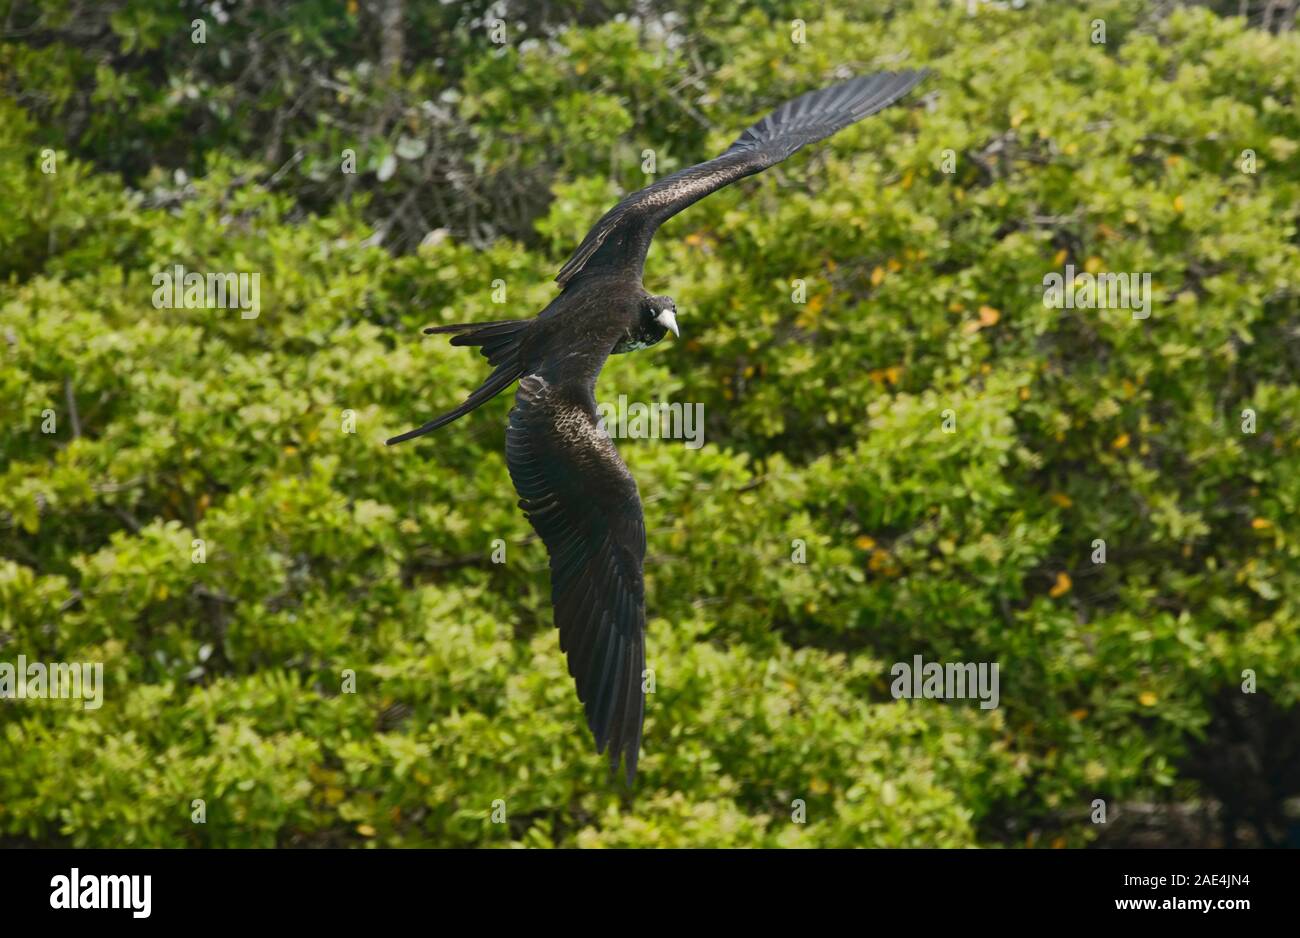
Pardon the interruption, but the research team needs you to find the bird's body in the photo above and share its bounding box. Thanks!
[388,69,929,782]
[531,272,665,364]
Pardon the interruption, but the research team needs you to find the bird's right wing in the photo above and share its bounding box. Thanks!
[505,371,647,783]
[555,69,929,288]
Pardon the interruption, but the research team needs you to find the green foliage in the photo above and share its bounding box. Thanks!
[1,0,1298,847]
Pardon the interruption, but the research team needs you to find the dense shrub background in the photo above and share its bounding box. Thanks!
[1,0,1298,847]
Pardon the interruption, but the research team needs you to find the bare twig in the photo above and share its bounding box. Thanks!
[63,377,81,439]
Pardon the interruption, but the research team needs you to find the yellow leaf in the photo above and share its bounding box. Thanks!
[854,535,876,551]
[1050,493,1073,508]
[1052,249,1068,265]
[978,305,1000,326]
[1084,256,1103,274]
[1138,692,1158,707]
[1112,432,1130,450]
[1251,518,1273,530]
[870,266,885,286]
[1173,194,1185,213]
[1070,708,1089,720]
[1049,572,1072,598]
[357,824,376,837]
[868,549,896,574]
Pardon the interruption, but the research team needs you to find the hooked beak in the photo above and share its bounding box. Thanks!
[656,308,679,338]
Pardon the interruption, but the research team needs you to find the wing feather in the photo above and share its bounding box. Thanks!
[555,68,929,287]
[505,372,647,783]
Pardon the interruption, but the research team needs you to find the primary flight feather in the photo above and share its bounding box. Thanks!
[388,68,929,783]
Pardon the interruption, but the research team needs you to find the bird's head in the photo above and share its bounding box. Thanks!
[640,295,679,342]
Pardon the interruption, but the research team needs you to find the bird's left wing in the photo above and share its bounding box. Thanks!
[555,68,929,288]
[505,371,647,783]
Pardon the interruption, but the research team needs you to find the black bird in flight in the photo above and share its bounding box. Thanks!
[388,69,929,782]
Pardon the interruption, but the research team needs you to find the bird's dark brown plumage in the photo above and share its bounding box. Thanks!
[555,70,929,287]
[387,69,929,783]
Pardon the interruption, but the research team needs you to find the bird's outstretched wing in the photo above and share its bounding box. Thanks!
[505,371,646,783]
[555,69,929,288]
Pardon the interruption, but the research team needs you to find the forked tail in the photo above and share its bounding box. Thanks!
[385,319,532,446]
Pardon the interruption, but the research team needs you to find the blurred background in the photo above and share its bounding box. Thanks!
[1,0,1298,847]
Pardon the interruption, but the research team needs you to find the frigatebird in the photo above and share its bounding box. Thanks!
[388,69,929,782]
